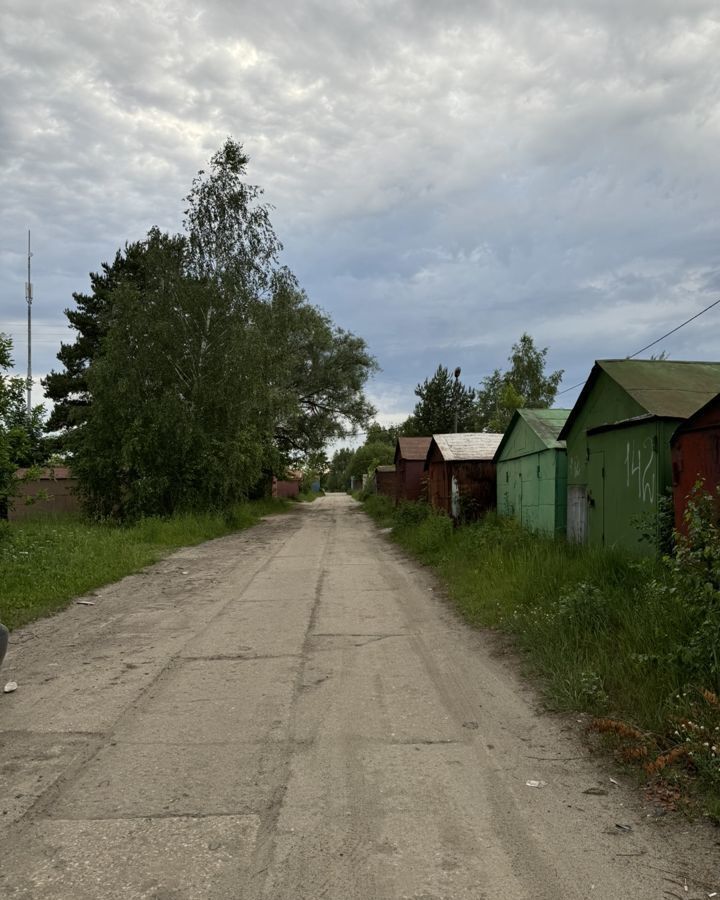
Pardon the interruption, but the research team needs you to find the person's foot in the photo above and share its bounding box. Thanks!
[0,623,8,670]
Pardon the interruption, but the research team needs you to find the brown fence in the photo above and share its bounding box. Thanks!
[9,468,82,522]
[272,477,301,499]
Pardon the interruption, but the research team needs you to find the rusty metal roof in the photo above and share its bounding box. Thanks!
[559,360,720,440]
[493,408,570,461]
[431,432,503,462]
[375,465,396,473]
[395,436,432,461]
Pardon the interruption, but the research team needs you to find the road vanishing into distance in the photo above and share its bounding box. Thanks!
[1,494,717,899]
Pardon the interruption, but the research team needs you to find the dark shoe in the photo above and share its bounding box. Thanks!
[0,623,8,670]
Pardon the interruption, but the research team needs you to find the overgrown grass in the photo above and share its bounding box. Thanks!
[0,498,288,631]
[362,494,720,817]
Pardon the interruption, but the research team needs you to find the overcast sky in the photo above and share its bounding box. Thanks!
[2,0,719,432]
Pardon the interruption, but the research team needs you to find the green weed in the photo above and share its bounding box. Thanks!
[0,499,288,631]
[362,493,720,815]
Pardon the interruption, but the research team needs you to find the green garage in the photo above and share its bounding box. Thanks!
[494,408,570,536]
[558,360,720,555]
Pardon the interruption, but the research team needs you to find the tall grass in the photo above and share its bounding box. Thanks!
[0,498,287,631]
[363,494,720,815]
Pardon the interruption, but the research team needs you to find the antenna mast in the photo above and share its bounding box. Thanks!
[25,230,32,414]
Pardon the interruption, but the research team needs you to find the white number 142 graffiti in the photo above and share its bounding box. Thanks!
[624,439,655,504]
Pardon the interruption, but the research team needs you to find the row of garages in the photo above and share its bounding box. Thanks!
[374,359,720,555]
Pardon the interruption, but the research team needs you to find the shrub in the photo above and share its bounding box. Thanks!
[669,481,720,693]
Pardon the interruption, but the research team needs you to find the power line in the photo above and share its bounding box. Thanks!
[556,293,720,397]
[555,379,587,397]
[626,294,720,359]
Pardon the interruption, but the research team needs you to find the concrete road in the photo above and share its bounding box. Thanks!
[1,495,717,899]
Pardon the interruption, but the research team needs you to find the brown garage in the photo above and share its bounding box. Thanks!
[671,392,720,535]
[426,433,503,521]
[394,437,431,504]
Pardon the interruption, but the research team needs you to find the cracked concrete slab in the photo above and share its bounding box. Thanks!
[47,739,287,820]
[1,497,719,899]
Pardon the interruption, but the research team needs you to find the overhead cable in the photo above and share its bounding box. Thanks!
[557,293,720,396]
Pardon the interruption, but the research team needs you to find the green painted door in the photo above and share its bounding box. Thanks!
[588,451,605,546]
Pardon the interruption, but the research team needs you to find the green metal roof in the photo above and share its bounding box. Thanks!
[493,408,570,461]
[517,408,571,448]
[559,360,720,440]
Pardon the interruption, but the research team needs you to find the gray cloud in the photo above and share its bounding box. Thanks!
[1,0,719,422]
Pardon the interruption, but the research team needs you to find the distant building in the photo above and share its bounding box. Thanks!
[394,437,431,503]
[494,408,570,537]
[10,467,80,521]
[426,433,503,520]
[272,470,303,499]
[374,464,397,499]
[559,360,720,553]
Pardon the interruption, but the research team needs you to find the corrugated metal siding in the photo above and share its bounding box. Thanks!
[376,467,397,499]
[498,451,566,536]
[496,411,568,536]
[428,457,496,520]
[671,395,720,534]
[567,405,672,554]
[397,458,427,503]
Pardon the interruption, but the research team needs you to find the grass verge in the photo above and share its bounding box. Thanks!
[0,498,288,631]
[362,493,720,819]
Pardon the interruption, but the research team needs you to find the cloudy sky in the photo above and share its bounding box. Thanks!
[2,0,719,430]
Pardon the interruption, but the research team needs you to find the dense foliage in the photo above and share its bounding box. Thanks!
[475,333,564,432]
[326,423,399,491]
[407,365,476,435]
[45,141,376,518]
[0,334,46,516]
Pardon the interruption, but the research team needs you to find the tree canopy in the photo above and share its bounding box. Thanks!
[408,365,476,435]
[1,335,46,515]
[46,140,376,519]
[325,424,397,492]
[475,333,564,432]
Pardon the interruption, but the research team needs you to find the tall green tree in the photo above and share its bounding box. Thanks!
[71,230,272,517]
[184,139,282,294]
[410,365,476,435]
[55,141,376,518]
[44,139,284,442]
[475,333,564,432]
[43,240,155,436]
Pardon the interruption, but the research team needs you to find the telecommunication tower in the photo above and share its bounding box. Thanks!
[25,231,32,413]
